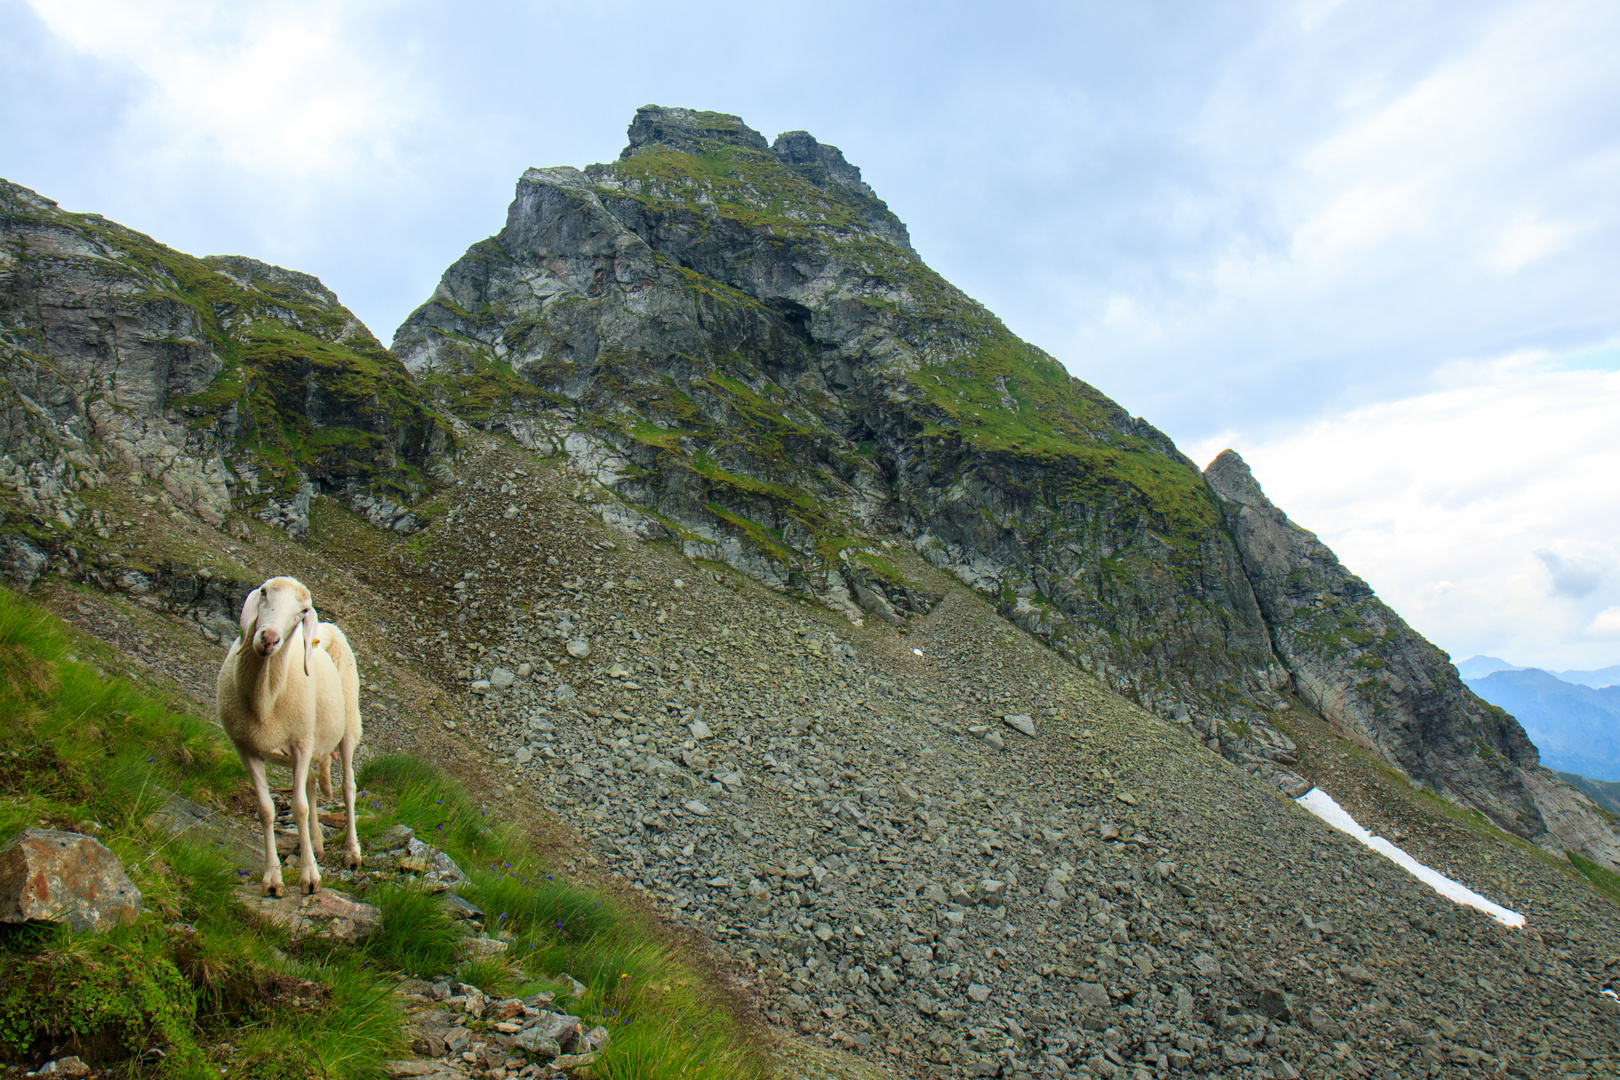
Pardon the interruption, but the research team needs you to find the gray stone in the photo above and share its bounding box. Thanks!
[235,884,381,943]
[1259,986,1296,1022]
[369,824,416,851]
[566,639,591,660]
[1077,982,1110,1008]
[1002,713,1037,737]
[438,892,484,921]
[489,666,515,688]
[406,838,469,885]
[0,829,142,933]
[142,789,261,868]
[460,936,509,960]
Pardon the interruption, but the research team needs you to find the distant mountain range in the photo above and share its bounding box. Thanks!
[1464,663,1620,782]
[1458,654,1620,688]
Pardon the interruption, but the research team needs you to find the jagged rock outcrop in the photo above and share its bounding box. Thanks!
[393,105,1279,706]
[1205,448,1620,868]
[0,179,450,547]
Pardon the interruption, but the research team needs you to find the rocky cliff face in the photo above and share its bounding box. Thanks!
[0,179,448,556]
[1204,449,1620,867]
[393,106,1280,707]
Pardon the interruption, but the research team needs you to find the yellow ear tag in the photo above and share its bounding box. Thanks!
[312,638,320,645]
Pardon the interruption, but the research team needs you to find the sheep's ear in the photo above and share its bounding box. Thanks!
[240,588,262,638]
[301,607,318,676]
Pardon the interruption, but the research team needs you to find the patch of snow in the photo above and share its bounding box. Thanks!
[1296,787,1525,929]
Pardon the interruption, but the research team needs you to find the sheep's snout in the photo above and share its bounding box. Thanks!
[255,626,282,656]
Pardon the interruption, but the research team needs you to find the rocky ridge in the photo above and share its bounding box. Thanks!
[391,105,1278,711]
[0,179,449,553]
[1204,449,1620,869]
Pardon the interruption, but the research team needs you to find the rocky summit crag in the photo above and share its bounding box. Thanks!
[388,104,1619,871]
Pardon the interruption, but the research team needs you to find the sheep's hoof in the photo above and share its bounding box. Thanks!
[342,852,361,870]
[301,878,320,896]
[264,882,284,898]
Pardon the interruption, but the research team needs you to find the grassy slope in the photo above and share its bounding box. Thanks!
[0,584,768,1079]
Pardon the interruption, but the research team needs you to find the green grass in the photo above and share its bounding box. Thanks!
[1567,851,1620,905]
[0,585,769,1079]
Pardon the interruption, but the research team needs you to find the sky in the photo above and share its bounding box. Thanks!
[3,0,1618,670]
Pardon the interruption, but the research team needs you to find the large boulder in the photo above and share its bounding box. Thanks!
[0,828,143,933]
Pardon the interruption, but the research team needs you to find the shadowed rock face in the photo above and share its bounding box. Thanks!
[1204,448,1620,867]
[392,105,1280,708]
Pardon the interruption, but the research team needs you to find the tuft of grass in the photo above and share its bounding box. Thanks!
[353,883,465,978]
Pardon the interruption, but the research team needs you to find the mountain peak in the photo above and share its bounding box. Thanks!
[620,105,768,159]
[1202,448,1270,509]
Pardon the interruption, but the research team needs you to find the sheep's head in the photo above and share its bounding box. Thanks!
[240,576,318,676]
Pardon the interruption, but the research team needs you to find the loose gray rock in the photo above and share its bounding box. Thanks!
[1076,982,1110,1008]
[1002,713,1037,737]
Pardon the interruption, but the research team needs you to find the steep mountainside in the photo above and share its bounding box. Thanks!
[0,179,449,563]
[393,105,1620,870]
[392,106,1278,711]
[17,426,1620,1080]
[1204,450,1620,869]
[1558,772,1620,816]
[1468,668,1620,782]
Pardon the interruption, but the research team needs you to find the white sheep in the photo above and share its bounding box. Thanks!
[216,576,363,896]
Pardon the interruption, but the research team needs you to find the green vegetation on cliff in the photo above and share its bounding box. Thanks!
[0,183,450,502]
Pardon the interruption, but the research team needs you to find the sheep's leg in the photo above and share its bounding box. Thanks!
[338,734,361,869]
[242,753,285,897]
[305,762,325,861]
[289,742,322,895]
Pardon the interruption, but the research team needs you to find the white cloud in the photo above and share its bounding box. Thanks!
[1592,608,1620,638]
[1192,353,1620,669]
[23,0,422,182]
[1484,212,1579,274]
